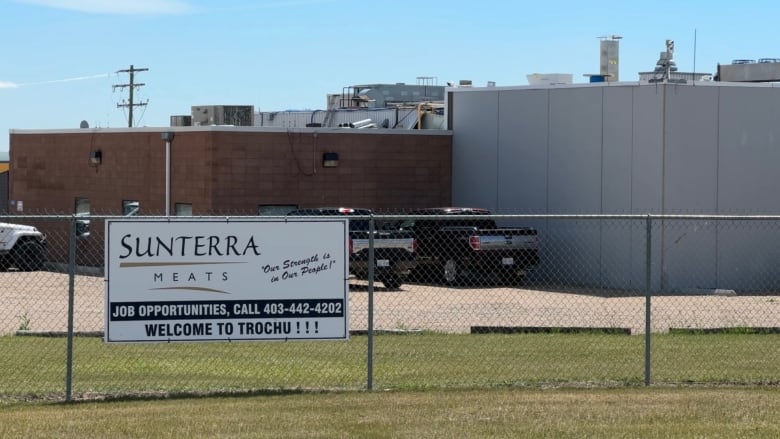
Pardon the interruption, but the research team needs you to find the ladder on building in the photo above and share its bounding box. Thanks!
[321,109,336,128]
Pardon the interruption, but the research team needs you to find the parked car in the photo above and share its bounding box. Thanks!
[286,207,417,289]
[397,207,539,285]
[0,222,47,271]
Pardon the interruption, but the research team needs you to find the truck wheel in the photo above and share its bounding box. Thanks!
[500,269,525,286]
[442,259,460,285]
[379,275,402,290]
[13,240,45,271]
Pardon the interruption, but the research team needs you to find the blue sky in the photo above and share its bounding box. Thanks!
[1,0,778,151]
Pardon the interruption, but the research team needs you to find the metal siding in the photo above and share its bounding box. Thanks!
[548,87,603,213]
[547,87,604,285]
[449,82,780,291]
[496,89,549,214]
[601,87,635,288]
[631,86,664,213]
[661,86,719,291]
[255,109,399,129]
[629,86,665,291]
[718,62,780,82]
[717,86,780,290]
[602,87,634,213]
[717,86,780,212]
[664,86,719,213]
[451,90,500,209]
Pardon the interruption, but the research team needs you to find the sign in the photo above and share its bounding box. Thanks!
[105,219,349,343]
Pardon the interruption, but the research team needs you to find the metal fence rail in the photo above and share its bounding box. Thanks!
[1,213,778,402]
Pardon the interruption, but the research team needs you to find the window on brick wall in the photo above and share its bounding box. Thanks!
[123,200,140,216]
[175,203,192,216]
[75,197,90,215]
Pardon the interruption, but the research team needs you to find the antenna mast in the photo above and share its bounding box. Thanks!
[113,65,149,127]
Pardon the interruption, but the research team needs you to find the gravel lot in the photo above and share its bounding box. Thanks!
[2,272,778,336]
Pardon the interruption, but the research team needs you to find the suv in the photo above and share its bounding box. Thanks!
[287,207,417,289]
[0,222,47,271]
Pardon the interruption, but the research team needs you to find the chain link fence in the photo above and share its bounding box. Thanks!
[1,213,778,402]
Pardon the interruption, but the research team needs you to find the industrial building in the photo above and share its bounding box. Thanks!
[447,80,780,292]
[716,58,780,82]
[168,81,448,130]
[8,37,780,290]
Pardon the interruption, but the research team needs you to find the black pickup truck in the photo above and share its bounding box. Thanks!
[397,207,539,285]
[287,207,417,289]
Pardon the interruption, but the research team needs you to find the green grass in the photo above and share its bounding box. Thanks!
[1,333,778,437]
[1,387,779,438]
[1,332,778,402]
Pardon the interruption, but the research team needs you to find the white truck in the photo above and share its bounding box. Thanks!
[0,222,47,271]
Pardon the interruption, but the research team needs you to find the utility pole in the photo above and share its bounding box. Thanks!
[113,65,149,127]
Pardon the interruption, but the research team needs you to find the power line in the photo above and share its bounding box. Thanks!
[113,65,148,127]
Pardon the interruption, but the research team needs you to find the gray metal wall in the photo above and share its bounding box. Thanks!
[449,82,780,291]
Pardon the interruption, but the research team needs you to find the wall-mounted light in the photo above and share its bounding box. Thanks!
[322,152,339,168]
[89,149,102,165]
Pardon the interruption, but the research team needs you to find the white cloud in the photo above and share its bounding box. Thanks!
[15,0,195,15]
[1,74,110,89]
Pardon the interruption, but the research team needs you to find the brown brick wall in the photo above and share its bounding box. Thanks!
[10,129,451,215]
[9,128,451,263]
[205,130,452,212]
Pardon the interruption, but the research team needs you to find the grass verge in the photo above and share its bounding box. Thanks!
[1,332,778,402]
[1,387,779,438]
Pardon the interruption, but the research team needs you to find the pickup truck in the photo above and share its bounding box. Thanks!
[397,207,539,285]
[286,207,417,289]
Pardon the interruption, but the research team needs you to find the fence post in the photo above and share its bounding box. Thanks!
[65,215,77,401]
[644,215,652,386]
[366,215,375,391]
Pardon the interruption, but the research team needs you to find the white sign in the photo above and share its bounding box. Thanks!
[105,219,349,343]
